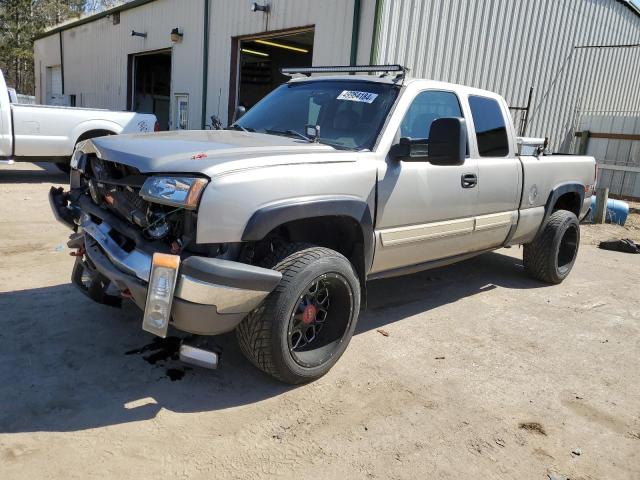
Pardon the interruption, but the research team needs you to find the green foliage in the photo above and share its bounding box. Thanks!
[0,0,116,95]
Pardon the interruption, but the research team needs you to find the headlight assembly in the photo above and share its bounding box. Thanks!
[140,176,208,209]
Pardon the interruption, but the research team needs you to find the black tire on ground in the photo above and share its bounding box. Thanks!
[523,209,580,284]
[55,162,71,174]
[236,243,361,384]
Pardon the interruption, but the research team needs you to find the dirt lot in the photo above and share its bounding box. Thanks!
[1,163,639,480]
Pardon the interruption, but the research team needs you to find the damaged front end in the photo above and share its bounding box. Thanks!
[49,145,281,342]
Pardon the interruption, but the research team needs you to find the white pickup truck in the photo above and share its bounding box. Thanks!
[0,69,157,172]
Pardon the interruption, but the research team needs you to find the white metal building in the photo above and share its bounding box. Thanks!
[34,0,640,157]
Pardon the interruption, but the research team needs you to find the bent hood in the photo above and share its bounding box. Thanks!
[83,130,347,176]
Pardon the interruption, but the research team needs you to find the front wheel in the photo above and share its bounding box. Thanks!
[523,210,580,284]
[236,244,361,384]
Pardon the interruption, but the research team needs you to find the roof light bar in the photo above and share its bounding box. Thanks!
[280,65,406,76]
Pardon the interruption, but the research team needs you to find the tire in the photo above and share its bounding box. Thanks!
[58,131,113,175]
[236,243,361,384]
[55,162,71,174]
[523,210,580,284]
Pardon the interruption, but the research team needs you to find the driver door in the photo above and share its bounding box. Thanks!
[372,90,479,275]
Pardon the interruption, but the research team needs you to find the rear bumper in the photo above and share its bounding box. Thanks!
[50,188,281,336]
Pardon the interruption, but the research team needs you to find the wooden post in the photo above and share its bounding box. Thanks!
[594,187,609,224]
[577,130,591,155]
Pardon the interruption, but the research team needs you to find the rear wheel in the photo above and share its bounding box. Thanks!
[523,210,580,284]
[236,243,360,384]
[57,130,114,175]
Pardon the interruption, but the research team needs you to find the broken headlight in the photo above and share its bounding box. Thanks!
[140,176,208,210]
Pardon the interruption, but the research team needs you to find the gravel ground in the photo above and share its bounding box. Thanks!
[1,163,639,480]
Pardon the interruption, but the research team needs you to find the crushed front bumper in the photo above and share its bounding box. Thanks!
[50,187,281,336]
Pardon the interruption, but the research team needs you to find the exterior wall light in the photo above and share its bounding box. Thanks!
[131,30,147,38]
[251,2,270,13]
[171,28,183,43]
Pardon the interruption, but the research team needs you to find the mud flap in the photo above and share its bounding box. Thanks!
[71,256,122,308]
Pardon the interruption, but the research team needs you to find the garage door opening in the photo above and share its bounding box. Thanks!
[128,50,171,130]
[231,29,314,120]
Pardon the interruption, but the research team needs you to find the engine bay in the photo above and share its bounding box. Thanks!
[78,156,198,252]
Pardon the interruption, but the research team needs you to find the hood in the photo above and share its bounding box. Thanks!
[84,130,346,176]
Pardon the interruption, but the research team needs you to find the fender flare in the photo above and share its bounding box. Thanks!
[241,196,375,272]
[542,182,585,225]
[70,120,123,147]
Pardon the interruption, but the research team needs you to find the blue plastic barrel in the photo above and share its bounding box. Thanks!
[589,195,629,225]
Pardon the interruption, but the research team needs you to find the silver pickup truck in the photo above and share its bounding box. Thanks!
[50,65,596,384]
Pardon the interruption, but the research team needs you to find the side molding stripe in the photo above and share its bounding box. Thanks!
[381,218,474,246]
[474,211,514,231]
[379,210,517,247]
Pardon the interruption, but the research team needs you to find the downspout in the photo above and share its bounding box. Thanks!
[59,31,65,94]
[349,0,361,66]
[201,0,210,129]
[369,0,383,64]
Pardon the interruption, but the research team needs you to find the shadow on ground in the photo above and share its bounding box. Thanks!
[0,162,68,184]
[0,250,542,434]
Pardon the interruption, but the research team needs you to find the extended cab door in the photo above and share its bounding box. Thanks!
[0,72,14,159]
[466,95,521,248]
[372,88,479,274]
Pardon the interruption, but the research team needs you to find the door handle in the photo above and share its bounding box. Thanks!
[461,173,477,188]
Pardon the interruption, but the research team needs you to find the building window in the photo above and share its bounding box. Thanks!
[468,95,509,157]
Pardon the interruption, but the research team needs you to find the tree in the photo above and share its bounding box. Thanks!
[0,0,121,94]
[85,0,121,14]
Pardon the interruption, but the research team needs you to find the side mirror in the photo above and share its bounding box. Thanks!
[389,137,428,161]
[233,105,246,122]
[428,117,466,166]
[389,117,467,164]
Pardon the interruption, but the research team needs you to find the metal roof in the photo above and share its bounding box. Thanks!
[36,0,640,41]
[35,0,159,39]
[618,0,640,17]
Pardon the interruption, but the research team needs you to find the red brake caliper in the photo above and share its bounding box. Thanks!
[302,304,318,325]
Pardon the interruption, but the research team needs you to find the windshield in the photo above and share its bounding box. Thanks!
[235,80,400,151]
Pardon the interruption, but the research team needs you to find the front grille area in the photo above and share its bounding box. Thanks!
[80,155,196,250]
[88,156,144,184]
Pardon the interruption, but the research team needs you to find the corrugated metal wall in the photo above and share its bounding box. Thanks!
[374,0,640,151]
[578,111,640,198]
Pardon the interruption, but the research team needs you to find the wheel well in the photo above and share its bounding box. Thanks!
[553,192,581,217]
[75,129,115,145]
[248,215,368,300]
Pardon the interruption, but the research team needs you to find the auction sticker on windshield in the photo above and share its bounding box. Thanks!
[337,90,379,103]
